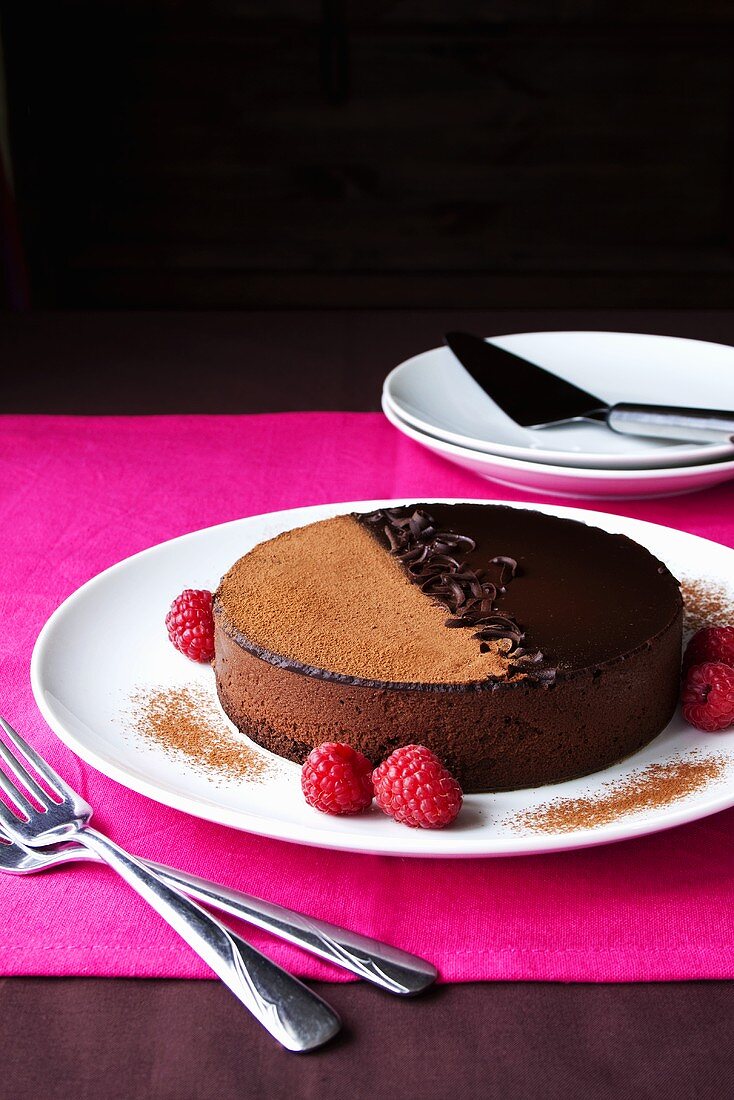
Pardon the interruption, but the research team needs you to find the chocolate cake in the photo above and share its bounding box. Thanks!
[213,504,683,792]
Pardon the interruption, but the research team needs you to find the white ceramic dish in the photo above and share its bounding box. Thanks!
[383,394,734,499]
[31,499,734,859]
[384,331,734,470]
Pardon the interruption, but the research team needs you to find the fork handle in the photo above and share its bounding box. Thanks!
[145,859,437,995]
[76,828,340,1052]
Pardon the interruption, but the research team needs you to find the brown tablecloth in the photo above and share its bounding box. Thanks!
[2,308,733,1098]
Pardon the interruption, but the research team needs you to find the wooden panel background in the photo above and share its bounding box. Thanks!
[2,1,734,307]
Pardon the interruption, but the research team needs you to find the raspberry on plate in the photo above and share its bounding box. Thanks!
[682,661,734,732]
[372,744,463,829]
[165,589,215,663]
[683,625,734,675]
[301,742,374,816]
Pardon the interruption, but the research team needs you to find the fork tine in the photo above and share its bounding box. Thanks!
[0,803,25,841]
[0,760,34,820]
[0,716,69,800]
[0,721,53,805]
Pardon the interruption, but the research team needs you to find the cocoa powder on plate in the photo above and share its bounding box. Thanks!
[682,576,734,634]
[508,753,727,834]
[129,684,272,783]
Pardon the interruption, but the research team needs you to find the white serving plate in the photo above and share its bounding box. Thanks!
[31,499,734,858]
[383,394,734,499]
[384,331,734,470]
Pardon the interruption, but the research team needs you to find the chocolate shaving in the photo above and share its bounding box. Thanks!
[361,507,554,681]
[490,555,518,590]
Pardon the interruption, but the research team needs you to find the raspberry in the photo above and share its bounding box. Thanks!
[682,662,734,732]
[683,626,734,675]
[372,745,463,829]
[165,589,215,663]
[301,742,374,816]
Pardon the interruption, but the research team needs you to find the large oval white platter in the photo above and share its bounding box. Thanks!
[31,499,734,858]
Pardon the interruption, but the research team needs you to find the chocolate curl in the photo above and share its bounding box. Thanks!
[490,555,518,590]
[491,555,518,577]
[361,507,556,682]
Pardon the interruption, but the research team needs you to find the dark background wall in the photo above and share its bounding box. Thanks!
[2,0,734,310]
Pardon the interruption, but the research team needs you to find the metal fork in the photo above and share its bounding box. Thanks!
[0,828,436,994]
[0,716,340,1052]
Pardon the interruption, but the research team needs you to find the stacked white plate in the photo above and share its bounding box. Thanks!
[382,331,734,499]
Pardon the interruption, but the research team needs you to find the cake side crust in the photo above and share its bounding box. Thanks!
[213,605,683,792]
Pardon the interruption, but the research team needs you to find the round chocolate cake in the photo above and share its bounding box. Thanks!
[213,504,682,792]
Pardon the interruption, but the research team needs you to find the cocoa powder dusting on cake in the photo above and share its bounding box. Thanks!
[508,753,727,833]
[215,515,514,684]
[129,685,271,783]
[682,577,734,634]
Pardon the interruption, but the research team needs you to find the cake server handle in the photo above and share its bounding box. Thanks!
[144,858,437,995]
[606,403,734,444]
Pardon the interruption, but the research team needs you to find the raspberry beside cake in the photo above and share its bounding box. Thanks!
[212,504,682,792]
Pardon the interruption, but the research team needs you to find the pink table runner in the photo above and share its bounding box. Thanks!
[2,413,734,982]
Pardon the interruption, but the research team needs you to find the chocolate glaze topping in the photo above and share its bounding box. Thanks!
[359,506,554,681]
[360,503,682,675]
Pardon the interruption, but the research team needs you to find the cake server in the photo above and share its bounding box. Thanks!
[445,331,734,445]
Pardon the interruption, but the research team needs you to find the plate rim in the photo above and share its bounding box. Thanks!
[383,393,734,478]
[30,497,734,859]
